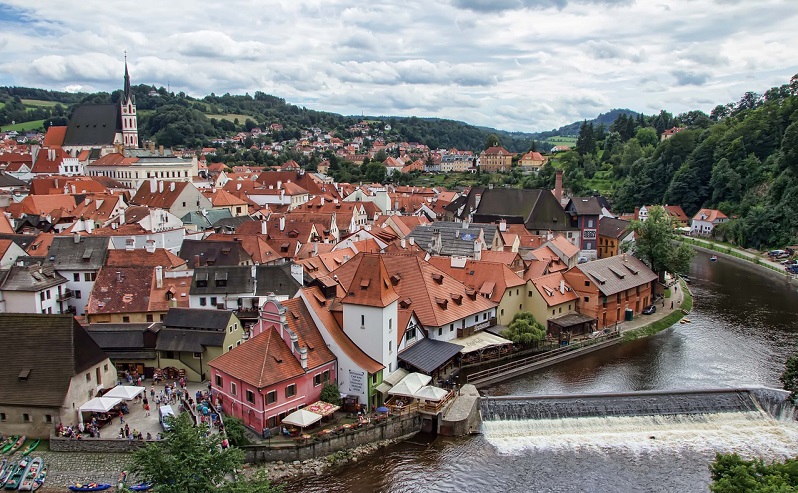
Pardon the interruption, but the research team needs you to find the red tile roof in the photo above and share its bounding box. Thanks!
[209,327,304,388]
[42,126,67,147]
[427,257,525,303]
[105,249,187,269]
[530,272,578,307]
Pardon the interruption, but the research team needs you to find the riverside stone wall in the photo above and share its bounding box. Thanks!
[243,413,421,463]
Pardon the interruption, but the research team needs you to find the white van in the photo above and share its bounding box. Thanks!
[159,405,176,431]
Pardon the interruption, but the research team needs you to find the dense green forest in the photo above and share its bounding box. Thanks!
[561,74,798,249]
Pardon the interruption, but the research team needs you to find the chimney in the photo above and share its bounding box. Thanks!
[159,145,164,156]
[155,265,163,289]
[473,239,481,261]
[277,180,282,189]
[170,182,175,192]
[555,169,563,202]
[194,254,201,267]
[313,242,318,256]
[560,279,565,294]
[279,216,285,231]
[499,219,507,232]
[409,237,415,246]
[85,219,94,234]
[116,271,123,283]
[73,232,81,244]
[159,181,164,193]
[48,148,55,161]
[145,238,156,253]
[261,220,268,235]
[119,209,125,225]
[236,183,242,191]
[400,238,406,249]
[299,346,308,369]
[251,264,257,280]
[71,184,76,194]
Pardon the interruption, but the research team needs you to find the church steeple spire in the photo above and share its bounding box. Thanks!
[123,51,132,103]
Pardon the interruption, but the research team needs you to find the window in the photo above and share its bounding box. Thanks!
[228,345,233,352]
[438,327,442,336]
[236,341,241,347]
[266,390,276,404]
[199,297,207,306]
[215,375,223,387]
[516,289,519,296]
[164,351,175,359]
[85,372,91,382]
[193,352,202,359]
[234,323,238,331]
[406,326,416,341]
[210,297,217,306]
[23,414,30,422]
[40,292,45,301]
[0,413,5,421]
[559,307,562,313]
[216,279,227,287]
[267,416,277,428]
[231,383,237,396]
[314,374,322,386]
[388,341,392,353]
[84,273,96,282]
[146,314,153,322]
[73,273,80,282]
[323,370,330,382]
[501,309,504,316]
[75,290,81,299]
[96,367,101,385]
[246,390,255,404]
[122,316,130,323]
[229,326,233,333]
[104,364,108,372]
[388,318,392,332]
[584,297,589,303]
[474,316,478,323]
[44,414,52,423]
[285,384,296,398]
[584,281,590,287]
[483,313,487,320]
[361,315,365,326]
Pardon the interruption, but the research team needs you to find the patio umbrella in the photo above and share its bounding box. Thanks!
[103,385,145,400]
[376,406,390,413]
[413,385,448,402]
[79,396,123,413]
[281,409,323,428]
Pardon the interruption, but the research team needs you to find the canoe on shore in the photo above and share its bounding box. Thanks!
[68,483,112,492]
[3,456,31,490]
[18,456,42,491]
[31,464,46,491]
[21,439,40,457]
[6,436,26,455]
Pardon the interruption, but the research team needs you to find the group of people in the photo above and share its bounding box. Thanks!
[115,423,153,441]
[56,421,101,439]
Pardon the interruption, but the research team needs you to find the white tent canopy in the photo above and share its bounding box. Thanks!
[388,372,432,398]
[79,396,122,413]
[281,409,323,428]
[103,385,145,400]
[413,385,449,402]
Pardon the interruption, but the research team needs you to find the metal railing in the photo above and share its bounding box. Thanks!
[466,331,621,384]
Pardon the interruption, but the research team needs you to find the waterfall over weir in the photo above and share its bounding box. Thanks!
[481,387,798,457]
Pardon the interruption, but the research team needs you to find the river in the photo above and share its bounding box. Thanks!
[282,252,798,493]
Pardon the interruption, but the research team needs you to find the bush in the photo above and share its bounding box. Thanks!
[320,383,342,406]
[223,416,249,447]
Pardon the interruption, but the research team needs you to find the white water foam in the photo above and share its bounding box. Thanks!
[482,411,798,459]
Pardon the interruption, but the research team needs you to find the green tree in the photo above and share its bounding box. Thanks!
[635,127,658,148]
[320,383,342,406]
[500,312,546,345]
[576,121,596,156]
[222,416,249,447]
[709,453,798,492]
[780,354,798,403]
[485,133,501,149]
[630,206,694,279]
[130,413,281,493]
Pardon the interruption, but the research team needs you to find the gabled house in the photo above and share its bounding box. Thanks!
[518,151,548,171]
[179,239,253,267]
[131,179,212,219]
[46,234,110,315]
[598,217,634,259]
[565,197,602,260]
[527,272,580,336]
[210,295,337,432]
[563,255,657,329]
[0,262,69,314]
[0,239,27,269]
[691,208,728,236]
[0,313,116,438]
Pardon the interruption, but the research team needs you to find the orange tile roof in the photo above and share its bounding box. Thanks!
[0,213,15,234]
[693,208,728,223]
[548,235,580,259]
[42,126,67,147]
[209,327,304,388]
[280,297,337,369]
[299,287,384,374]
[294,242,336,260]
[131,181,192,209]
[209,189,248,207]
[105,249,187,269]
[296,247,356,279]
[338,254,400,308]
[328,253,496,327]
[427,257,525,303]
[530,272,578,307]
[480,250,522,266]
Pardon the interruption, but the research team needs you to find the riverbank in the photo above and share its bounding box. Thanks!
[676,237,796,282]
[622,279,692,342]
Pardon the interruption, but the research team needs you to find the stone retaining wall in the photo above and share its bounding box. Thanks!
[50,434,150,453]
[242,414,421,463]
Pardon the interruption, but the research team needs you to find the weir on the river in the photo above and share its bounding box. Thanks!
[480,387,794,422]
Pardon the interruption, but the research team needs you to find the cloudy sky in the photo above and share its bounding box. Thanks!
[1,0,797,132]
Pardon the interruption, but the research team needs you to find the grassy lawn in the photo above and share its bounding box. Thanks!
[1,119,45,132]
[207,113,251,123]
[543,136,577,146]
[21,98,60,107]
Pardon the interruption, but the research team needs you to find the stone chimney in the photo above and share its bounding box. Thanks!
[554,169,563,202]
[155,265,163,289]
[299,346,308,369]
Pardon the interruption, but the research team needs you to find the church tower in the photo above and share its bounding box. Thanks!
[120,55,139,149]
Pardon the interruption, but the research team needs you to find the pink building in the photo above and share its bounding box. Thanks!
[209,296,337,433]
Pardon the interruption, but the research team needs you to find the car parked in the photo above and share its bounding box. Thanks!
[780,259,797,266]
[787,265,798,274]
[642,304,657,315]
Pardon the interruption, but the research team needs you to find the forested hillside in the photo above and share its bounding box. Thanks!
[563,75,798,249]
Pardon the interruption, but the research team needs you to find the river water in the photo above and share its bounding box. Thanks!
[282,252,798,493]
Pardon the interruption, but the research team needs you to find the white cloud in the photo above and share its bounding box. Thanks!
[0,0,796,132]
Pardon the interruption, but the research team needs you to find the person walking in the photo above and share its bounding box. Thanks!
[124,423,130,437]
[119,410,125,424]
[671,301,674,309]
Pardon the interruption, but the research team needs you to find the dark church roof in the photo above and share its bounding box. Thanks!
[63,104,121,146]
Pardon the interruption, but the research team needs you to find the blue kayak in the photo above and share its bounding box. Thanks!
[68,483,112,492]
[129,483,153,491]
